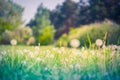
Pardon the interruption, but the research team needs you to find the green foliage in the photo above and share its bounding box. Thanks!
[38,26,55,45]
[0,0,23,44]
[58,21,120,47]
[27,5,55,45]
[50,0,120,37]
[0,0,23,29]
[50,0,79,38]
[56,34,68,47]
[0,45,120,80]
[1,27,34,45]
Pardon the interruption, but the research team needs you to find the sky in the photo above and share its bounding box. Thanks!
[13,0,79,25]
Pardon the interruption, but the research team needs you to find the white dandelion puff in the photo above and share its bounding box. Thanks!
[95,39,103,47]
[10,39,17,46]
[70,39,80,48]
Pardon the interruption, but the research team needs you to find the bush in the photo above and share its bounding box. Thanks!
[56,34,68,47]
[14,27,33,44]
[57,20,120,47]
[38,26,55,45]
[1,27,34,45]
[1,30,14,44]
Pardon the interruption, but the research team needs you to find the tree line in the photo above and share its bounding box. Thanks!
[0,0,120,45]
[28,0,120,39]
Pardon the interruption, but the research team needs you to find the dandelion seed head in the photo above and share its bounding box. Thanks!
[70,39,80,48]
[35,46,39,51]
[36,58,42,61]
[95,39,103,47]
[75,64,81,69]
[10,39,17,46]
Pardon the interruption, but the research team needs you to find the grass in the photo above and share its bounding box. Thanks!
[0,45,120,80]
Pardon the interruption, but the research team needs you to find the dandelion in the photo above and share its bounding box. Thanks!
[46,50,50,54]
[95,39,103,47]
[69,65,73,69]
[50,54,54,58]
[35,46,39,51]
[65,58,69,62]
[52,47,58,51]
[75,64,81,69]
[28,52,34,58]
[90,50,95,55]
[44,67,48,70]
[10,39,17,46]
[1,51,6,55]
[109,45,117,51]
[82,47,85,51]
[60,47,65,53]
[75,50,81,55]
[36,58,42,61]
[70,39,80,48]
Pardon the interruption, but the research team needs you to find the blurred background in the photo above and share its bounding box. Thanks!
[0,0,120,47]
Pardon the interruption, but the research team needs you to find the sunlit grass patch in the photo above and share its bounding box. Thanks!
[0,45,120,80]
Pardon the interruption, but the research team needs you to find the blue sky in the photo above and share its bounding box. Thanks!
[13,0,79,24]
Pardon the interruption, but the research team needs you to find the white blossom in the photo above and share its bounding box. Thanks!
[95,39,103,47]
[70,39,80,48]
[10,39,17,46]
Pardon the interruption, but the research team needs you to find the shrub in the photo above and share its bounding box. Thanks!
[13,27,33,44]
[27,36,35,45]
[57,20,120,47]
[1,27,34,45]
[1,30,14,44]
[56,34,68,47]
[38,26,55,45]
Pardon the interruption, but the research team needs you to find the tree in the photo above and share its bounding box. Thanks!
[87,0,120,23]
[0,0,23,32]
[50,0,80,38]
[0,0,24,44]
[27,4,55,45]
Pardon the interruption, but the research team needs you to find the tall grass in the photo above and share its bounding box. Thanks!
[0,45,120,80]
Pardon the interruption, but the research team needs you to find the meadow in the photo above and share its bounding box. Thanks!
[0,45,120,80]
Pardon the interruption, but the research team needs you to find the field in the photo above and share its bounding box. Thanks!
[0,45,120,80]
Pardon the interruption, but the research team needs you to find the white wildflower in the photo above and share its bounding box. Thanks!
[90,50,95,55]
[35,46,39,51]
[44,67,48,70]
[82,47,85,51]
[36,58,42,61]
[46,50,50,54]
[10,39,17,46]
[70,39,80,48]
[65,58,68,62]
[1,51,6,55]
[28,52,34,58]
[50,54,54,59]
[52,47,58,51]
[60,47,65,53]
[75,50,81,55]
[109,45,117,51]
[95,39,103,47]
[69,65,73,69]
[75,64,81,69]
